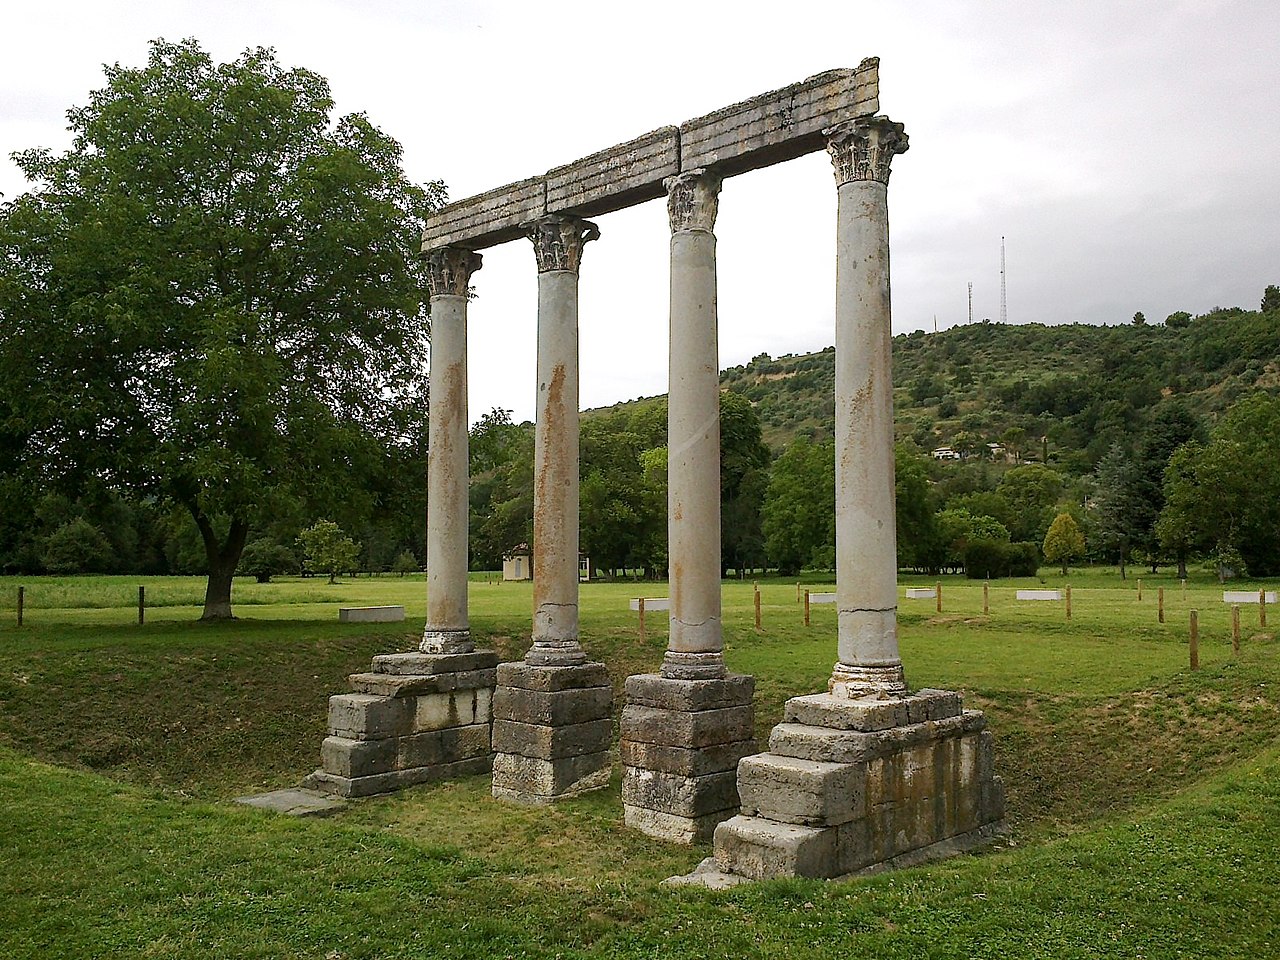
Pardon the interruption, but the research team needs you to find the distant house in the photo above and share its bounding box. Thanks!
[987,442,1008,462]
[932,446,960,461]
[503,544,531,581]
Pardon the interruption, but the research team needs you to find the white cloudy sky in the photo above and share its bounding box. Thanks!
[3,0,1278,424]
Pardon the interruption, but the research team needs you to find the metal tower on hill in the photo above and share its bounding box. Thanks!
[967,282,973,325]
[999,236,1008,325]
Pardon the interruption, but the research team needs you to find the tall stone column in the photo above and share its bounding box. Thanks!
[663,170,726,681]
[491,215,613,805]
[308,244,498,800]
[827,116,910,699]
[620,170,757,843]
[702,116,1003,885]
[526,215,599,667]
[422,246,483,655]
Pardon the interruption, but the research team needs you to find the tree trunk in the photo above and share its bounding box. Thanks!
[189,508,250,621]
[1177,556,1188,580]
[1061,560,1068,576]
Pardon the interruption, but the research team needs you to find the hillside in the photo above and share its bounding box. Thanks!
[592,304,1280,473]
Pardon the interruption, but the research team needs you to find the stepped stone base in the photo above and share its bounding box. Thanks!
[307,650,498,799]
[491,661,613,803]
[707,688,1004,880]
[620,673,758,843]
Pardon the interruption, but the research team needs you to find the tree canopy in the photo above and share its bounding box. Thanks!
[0,39,443,617]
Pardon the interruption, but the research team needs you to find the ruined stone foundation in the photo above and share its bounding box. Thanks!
[306,651,498,798]
[620,674,758,843]
[713,689,1004,879]
[491,662,613,803]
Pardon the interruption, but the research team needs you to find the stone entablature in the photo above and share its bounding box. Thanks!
[422,60,879,251]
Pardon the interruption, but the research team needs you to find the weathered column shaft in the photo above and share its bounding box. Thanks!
[422,247,482,655]
[827,117,909,696]
[525,215,598,666]
[663,171,725,681]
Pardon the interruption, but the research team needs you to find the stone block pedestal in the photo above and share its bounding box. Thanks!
[491,661,613,804]
[710,688,1003,880]
[620,673,758,842]
[306,651,498,798]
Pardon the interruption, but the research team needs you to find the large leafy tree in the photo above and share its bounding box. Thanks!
[0,39,443,617]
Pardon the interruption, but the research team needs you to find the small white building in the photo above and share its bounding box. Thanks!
[502,544,532,581]
[932,446,960,461]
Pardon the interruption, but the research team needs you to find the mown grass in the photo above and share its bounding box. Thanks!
[1,571,1277,957]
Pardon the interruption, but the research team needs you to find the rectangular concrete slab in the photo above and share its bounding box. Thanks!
[338,605,404,623]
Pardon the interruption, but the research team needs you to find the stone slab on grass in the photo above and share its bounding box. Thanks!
[234,788,345,817]
[339,606,404,623]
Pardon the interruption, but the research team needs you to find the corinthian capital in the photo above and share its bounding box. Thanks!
[664,170,722,234]
[824,116,909,186]
[522,215,600,274]
[424,246,483,297]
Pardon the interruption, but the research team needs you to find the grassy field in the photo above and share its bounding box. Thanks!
[1,569,1278,958]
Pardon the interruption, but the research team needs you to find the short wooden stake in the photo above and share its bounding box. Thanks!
[1065,584,1072,620]
[138,585,145,625]
[1158,587,1164,624]
[796,581,802,603]
[16,586,23,626]
[935,582,942,614]
[1232,605,1241,655]
[983,580,990,615]
[804,590,811,627]
[754,584,762,631]
[638,598,646,640]
[1189,610,1199,670]
[1181,578,1187,600]
[1261,589,1268,629]
[1137,578,1143,601]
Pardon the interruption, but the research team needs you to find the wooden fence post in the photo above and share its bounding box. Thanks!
[1158,587,1164,624]
[804,590,811,627]
[138,586,145,625]
[638,598,646,640]
[983,580,990,615]
[1065,584,1072,620]
[1137,578,1143,601]
[1189,610,1199,670]
[935,582,942,614]
[754,583,762,632]
[1261,589,1268,629]
[16,586,23,626]
[796,581,802,603]
[1232,605,1241,655]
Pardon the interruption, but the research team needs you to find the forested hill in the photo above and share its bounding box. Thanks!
[591,302,1280,474]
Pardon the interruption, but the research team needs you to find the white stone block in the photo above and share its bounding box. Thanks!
[629,598,671,611]
[339,605,405,623]
[1016,590,1063,601]
[905,588,936,600]
[1223,590,1276,604]
[808,592,837,604]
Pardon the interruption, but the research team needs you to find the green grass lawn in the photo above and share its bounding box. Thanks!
[1,570,1277,958]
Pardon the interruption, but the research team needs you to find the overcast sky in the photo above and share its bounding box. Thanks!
[4,0,1278,424]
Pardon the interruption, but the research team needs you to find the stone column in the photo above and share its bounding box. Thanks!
[826,116,911,699]
[663,169,726,681]
[309,244,498,801]
[525,215,599,667]
[700,117,1003,884]
[491,216,613,805]
[422,246,483,655]
[620,171,756,843]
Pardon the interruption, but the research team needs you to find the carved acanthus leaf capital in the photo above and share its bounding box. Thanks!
[523,215,600,274]
[423,246,483,297]
[824,116,909,186]
[664,169,722,234]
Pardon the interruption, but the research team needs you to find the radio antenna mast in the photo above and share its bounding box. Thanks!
[967,282,973,325]
[999,237,1008,325]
